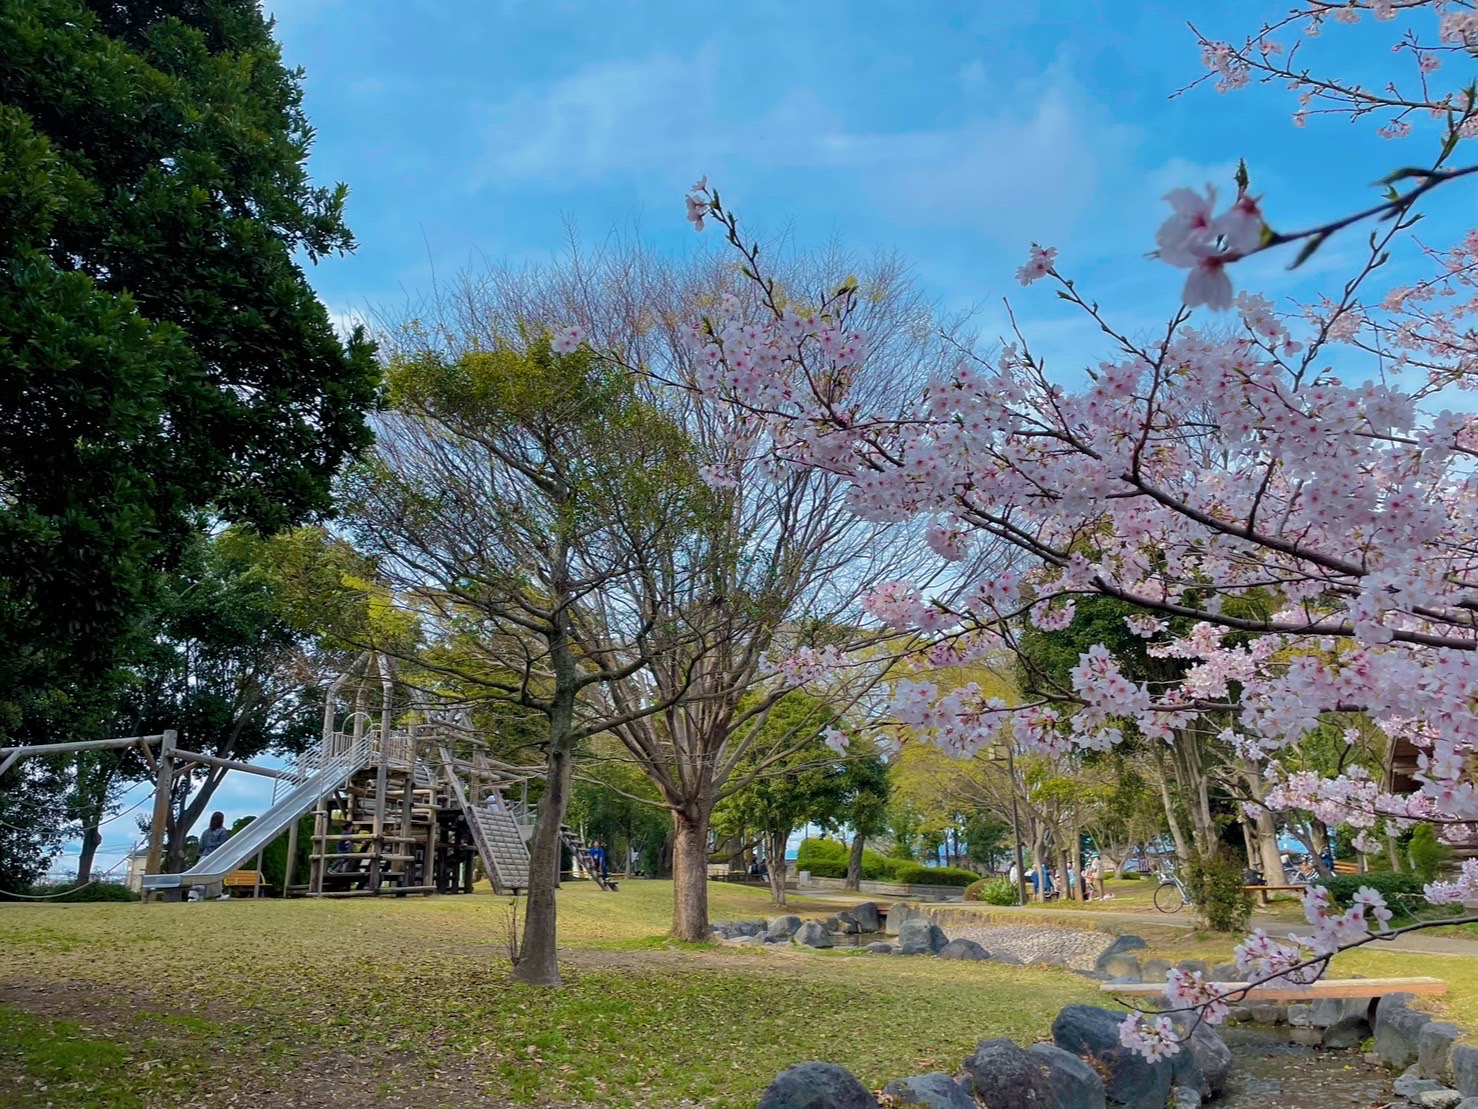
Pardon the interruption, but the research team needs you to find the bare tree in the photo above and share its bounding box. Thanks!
[415,235,970,940]
[343,338,712,984]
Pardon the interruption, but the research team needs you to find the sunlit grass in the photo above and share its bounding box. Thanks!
[0,881,1104,1107]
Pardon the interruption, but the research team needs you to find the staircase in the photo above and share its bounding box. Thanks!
[560,825,618,891]
[437,746,530,894]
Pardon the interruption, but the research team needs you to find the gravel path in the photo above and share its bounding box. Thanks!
[938,922,1118,971]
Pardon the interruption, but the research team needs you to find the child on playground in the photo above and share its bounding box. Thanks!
[195,811,231,900]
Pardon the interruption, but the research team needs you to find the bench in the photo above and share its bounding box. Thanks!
[1244,883,1308,905]
[222,870,265,895]
[1102,976,1446,1002]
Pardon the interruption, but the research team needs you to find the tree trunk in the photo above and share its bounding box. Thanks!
[1254,809,1286,883]
[1069,824,1084,902]
[671,803,713,942]
[845,832,865,891]
[1154,753,1192,864]
[512,739,575,986]
[767,828,789,906]
[1388,833,1404,873]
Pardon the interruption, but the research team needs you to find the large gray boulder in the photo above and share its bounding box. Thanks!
[1395,1069,1450,1100]
[835,911,863,934]
[1026,1041,1107,1109]
[1423,1022,1465,1084]
[1453,1044,1478,1098]
[957,1038,1057,1107]
[1053,1004,1196,1109]
[879,1073,976,1109]
[757,1062,879,1109]
[851,902,882,932]
[885,902,924,935]
[1376,993,1432,1069]
[1140,958,1173,982]
[865,941,894,954]
[937,938,990,961]
[793,920,834,948]
[1168,1016,1231,1098]
[768,914,803,939]
[1098,954,1142,980]
[1211,962,1243,983]
[896,918,948,955]
[1322,1014,1371,1049]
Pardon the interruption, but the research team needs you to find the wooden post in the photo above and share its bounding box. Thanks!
[368,653,393,892]
[143,729,177,893]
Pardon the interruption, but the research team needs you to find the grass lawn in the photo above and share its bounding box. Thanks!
[0,882,1104,1108]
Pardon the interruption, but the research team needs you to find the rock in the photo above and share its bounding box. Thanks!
[937,938,990,961]
[1376,993,1432,1069]
[1211,962,1243,983]
[757,1062,880,1109]
[1169,1087,1202,1109]
[835,911,862,934]
[885,903,921,935]
[1226,1005,1253,1024]
[957,1037,1057,1108]
[823,915,842,931]
[1422,1022,1464,1083]
[879,1073,976,1109]
[1026,1041,1107,1109]
[1395,1068,1448,1100]
[1247,1003,1286,1025]
[1098,954,1142,980]
[1454,1099,1478,1109]
[1419,1091,1464,1109]
[1288,1002,1314,1028]
[1454,1044,1478,1098]
[896,919,948,955]
[768,915,802,939]
[864,942,894,954]
[851,902,882,931]
[1140,958,1173,982]
[1364,1051,1383,1066]
[1053,1004,1192,1109]
[1176,959,1211,979]
[1168,1016,1231,1097]
[1101,933,1148,956]
[793,920,834,948]
[1321,1014,1371,1049]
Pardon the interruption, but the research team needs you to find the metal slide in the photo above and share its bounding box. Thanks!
[141,748,369,890]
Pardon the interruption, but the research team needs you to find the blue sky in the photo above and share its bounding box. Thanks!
[62,0,1452,878]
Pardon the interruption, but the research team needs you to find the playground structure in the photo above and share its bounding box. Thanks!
[1,652,552,900]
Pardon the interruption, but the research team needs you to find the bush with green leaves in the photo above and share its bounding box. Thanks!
[1184,850,1254,933]
[1407,824,1451,883]
[4,880,139,903]
[1316,871,1428,919]
[890,862,979,888]
[964,876,1018,905]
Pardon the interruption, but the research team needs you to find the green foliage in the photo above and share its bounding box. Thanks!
[0,1,379,723]
[5,880,139,903]
[794,837,916,881]
[1317,871,1428,918]
[964,876,1017,905]
[889,862,979,888]
[1184,849,1254,933]
[1408,823,1451,882]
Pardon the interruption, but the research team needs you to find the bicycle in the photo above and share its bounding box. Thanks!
[1153,864,1193,913]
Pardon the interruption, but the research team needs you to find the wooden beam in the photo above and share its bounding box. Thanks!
[1101,977,1446,1002]
[143,730,177,888]
[171,749,292,780]
[0,734,166,757]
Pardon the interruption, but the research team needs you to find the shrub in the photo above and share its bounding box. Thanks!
[1316,871,1428,919]
[1408,824,1451,882]
[890,862,978,888]
[5,881,140,903]
[1117,871,1142,881]
[1184,850,1253,933]
[964,876,1018,905]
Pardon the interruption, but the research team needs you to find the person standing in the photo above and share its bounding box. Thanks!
[197,811,231,900]
[588,839,607,881]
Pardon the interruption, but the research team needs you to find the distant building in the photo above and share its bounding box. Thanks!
[124,849,150,893]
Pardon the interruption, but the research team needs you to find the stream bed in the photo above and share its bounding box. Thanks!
[1217,1025,1390,1108]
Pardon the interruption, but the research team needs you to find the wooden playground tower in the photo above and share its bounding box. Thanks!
[0,651,536,899]
[294,652,535,898]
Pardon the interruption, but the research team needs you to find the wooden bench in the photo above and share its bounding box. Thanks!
[222,870,265,895]
[1244,883,1308,905]
[1102,976,1446,1002]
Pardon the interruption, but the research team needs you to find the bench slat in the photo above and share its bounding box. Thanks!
[1101,976,1446,1001]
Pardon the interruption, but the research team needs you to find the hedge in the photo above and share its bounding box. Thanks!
[793,839,978,886]
[1315,872,1428,918]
